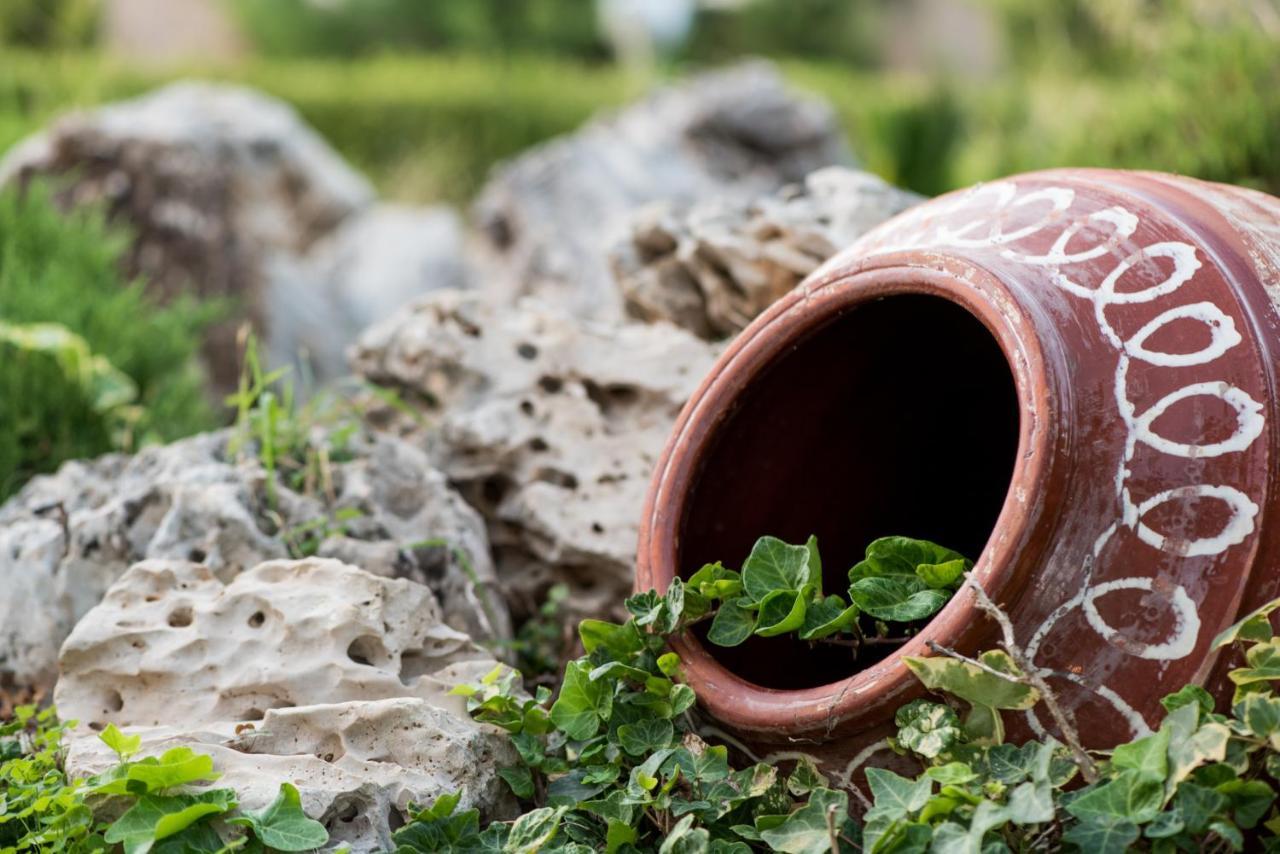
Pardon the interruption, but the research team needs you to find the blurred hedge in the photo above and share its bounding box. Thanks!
[1,44,1276,204]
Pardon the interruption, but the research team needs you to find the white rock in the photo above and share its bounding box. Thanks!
[0,428,508,691]
[472,61,852,321]
[612,167,922,338]
[57,559,517,853]
[352,290,719,617]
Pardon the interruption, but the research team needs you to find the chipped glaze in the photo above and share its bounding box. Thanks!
[636,169,1280,787]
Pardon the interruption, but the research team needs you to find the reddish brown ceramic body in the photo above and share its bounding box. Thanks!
[636,169,1280,784]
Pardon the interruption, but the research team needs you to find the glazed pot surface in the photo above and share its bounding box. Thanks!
[636,169,1280,784]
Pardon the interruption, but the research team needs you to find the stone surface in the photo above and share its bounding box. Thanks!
[0,427,507,691]
[265,202,472,383]
[0,81,375,393]
[57,559,516,853]
[471,61,853,322]
[352,290,719,618]
[612,167,922,338]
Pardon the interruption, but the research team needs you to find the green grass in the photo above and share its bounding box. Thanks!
[3,48,1277,204]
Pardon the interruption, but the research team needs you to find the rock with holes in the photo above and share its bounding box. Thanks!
[351,289,719,619]
[56,558,517,853]
[612,167,922,338]
[0,81,376,393]
[0,427,507,693]
[472,61,853,322]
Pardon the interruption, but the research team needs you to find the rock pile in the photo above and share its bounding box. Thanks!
[0,82,468,391]
[472,61,854,322]
[352,289,719,619]
[0,427,507,692]
[612,167,921,338]
[57,558,516,853]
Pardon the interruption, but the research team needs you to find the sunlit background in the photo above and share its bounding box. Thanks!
[4,0,1277,202]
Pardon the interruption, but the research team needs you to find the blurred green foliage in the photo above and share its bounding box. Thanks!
[0,184,217,499]
[0,0,98,48]
[231,0,609,61]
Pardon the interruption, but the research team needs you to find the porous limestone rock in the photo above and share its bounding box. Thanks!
[0,427,507,692]
[612,167,922,338]
[57,559,516,853]
[352,290,719,618]
[472,61,853,322]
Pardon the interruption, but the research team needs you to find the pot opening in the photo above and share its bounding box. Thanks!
[678,293,1021,690]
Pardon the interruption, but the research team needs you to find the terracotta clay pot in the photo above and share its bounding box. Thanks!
[635,169,1280,785]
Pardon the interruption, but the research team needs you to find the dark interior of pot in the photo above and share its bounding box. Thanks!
[678,293,1021,690]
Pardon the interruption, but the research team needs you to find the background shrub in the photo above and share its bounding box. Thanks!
[0,184,217,499]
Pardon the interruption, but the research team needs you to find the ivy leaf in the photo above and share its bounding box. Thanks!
[1060,816,1140,854]
[505,806,566,854]
[849,576,948,622]
[785,756,828,797]
[1228,639,1280,685]
[924,763,977,786]
[928,800,1010,853]
[550,661,612,740]
[754,589,807,637]
[89,747,221,796]
[848,537,970,585]
[659,815,710,854]
[579,620,644,657]
[99,723,141,760]
[915,558,968,591]
[798,596,859,641]
[499,766,535,800]
[707,598,755,647]
[1111,726,1170,781]
[1173,782,1228,834]
[1237,693,1280,748]
[904,650,1039,710]
[105,789,237,854]
[865,768,932,819]
[741,537,813,603]
[894,700,962,759]
[1217,778,1275,829]
[625,590,667,628]
[227,782,327,851]
[605,818,637,854]
[758,788,848,854]
[1006,780,1054,825]
[1161,685,1214,716]
[1065,770,1164,824]
[1214,600,1280,648]
[618,719,675,757]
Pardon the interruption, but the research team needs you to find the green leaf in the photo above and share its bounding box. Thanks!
[618,718,675,756]
[1227,639,1280,685]
[499,766,535,800]
[550,661,612,740]
[1066,770,1164,824]
[707,598,755,647]
[504,806,566,853]
[754,589,807,637]
[579,620,643,656]
[928,800,1010,853]
[227,782,327,851]
[1111,726,1170,781]
[1173,782,1228,834]
[848,576,948,622]
[1217,778,1275,829]
[785,756,828,797]
[99,723,141,760]
[904,650,1039,710]
[1161,685,1214,716]
[125,748,220,793]
[1007,780,1054,825]
[865,767,932,818]
[797,595,859,641]
[758,788,848,854]
[894,700,962,759]
[1213,598,1280,648]
[1237,693,1280,748]
[1060,816,1140,854]
[659,815,710,854]
[924,763,977,786]
[849,537,971,585]
[742,536,813,603]
[915,558,968,590]
[105,790,237,854]
[605,819,637,854]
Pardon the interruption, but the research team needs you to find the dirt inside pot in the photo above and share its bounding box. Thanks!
[678,293,1020,690]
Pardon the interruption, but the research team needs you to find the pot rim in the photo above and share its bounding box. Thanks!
[635,255,1064,736]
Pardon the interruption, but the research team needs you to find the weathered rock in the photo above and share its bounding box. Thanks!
[57,559,517,853]
[0,427,507,691]
[352,290,719,618]
[265,203,472,383]
[612,167,922,338]
[0,81,462,392]
[472,61,853,322]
